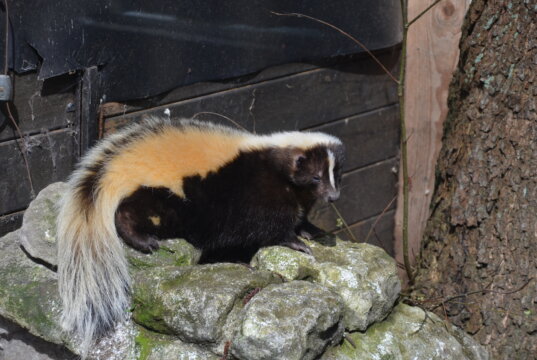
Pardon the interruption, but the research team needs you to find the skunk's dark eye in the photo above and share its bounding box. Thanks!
[312,176,321,184]
[296,155,306,166]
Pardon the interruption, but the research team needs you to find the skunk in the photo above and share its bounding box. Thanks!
[56,118,344,353]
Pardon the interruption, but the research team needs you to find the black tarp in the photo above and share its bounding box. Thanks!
[4,1,401,101]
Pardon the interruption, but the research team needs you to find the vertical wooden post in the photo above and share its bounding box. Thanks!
[79,66,101,156]
[394,0,470,279]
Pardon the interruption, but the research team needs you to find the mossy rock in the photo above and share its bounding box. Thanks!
[126,239,201,272]
[0,230,66,347]
[132,263,282,344]
[322,304,489,360]
[134,326,218,360]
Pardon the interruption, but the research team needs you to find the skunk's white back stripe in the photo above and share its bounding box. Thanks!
[243,131,341,150]
[327,149,336,189]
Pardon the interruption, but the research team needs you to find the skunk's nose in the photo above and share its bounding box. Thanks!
[328,190,340,202]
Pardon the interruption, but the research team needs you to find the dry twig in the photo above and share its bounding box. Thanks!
[429,278,534,311]
[364,195,397,244]
[192,111,248,132]
[270,11,399,84]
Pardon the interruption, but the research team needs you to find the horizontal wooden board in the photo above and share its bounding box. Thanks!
[309,158,398,232]
[104,56,398,134]
[0,129,77,214]
[102,49,400,118]
[0,72,77,142]
[101,63,320,118]
[0,211,24,237]
[334,209,396,256]
[311,104,399,171]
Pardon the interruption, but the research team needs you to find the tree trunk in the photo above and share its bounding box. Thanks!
[412,1,536,359]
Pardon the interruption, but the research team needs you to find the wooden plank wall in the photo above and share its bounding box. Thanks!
[394,0,471,270]
[0,73,79,235]
[104,51,401,255]
[0,50,402,257]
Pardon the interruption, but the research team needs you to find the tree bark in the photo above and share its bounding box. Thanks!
[412,1,536,359]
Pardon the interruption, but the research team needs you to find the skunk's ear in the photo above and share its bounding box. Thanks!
[291,149,306,170]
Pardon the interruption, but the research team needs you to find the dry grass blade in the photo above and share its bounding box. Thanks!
[330,202,357,242]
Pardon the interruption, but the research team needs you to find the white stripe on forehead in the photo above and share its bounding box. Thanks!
[327,149,336,189]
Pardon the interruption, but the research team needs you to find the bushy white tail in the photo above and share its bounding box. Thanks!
[57,177,130,356]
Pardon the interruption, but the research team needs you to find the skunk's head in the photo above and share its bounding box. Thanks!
[254,130,344,202]
[290,142,345,203]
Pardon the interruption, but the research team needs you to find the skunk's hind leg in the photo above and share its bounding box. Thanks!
[115,205,160,253]
[115,187,185,253]
[115,206,159,253]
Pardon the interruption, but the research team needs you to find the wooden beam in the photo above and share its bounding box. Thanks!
[79,66,101,155]
[394,0,470,275]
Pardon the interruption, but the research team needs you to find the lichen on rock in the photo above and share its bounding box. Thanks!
[322,304,489,360]
[251,237,401,332]
[232,281,345,360]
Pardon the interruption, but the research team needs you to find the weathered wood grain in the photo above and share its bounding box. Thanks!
[79,67,102,154]
[394,0,471,270]
[104,53,399,134]
[334,209,396,256]
[101,50,399,119]
[100,63,320,118]
[311,104,399,171]
[0,129,77,214]
[310,158,398,233]
[0,72,77,142]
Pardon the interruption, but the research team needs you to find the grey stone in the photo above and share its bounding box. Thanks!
[87,321,137,360]
[252,237,401,331]
[0,316,76,360]
[251,245,319,281]
[321,303,489,360]
[232,281,344,360]
[19,182,67,267]
[132,263,282,344]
